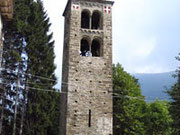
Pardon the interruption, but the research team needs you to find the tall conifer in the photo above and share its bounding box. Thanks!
[22,0,60,134]
[0,0,60,134]
[0,18,25,135]
[168,54,180,135]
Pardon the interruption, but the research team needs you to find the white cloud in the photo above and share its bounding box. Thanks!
[113,0,159,73]
[132,37,156,58]
[113,37,157,73]
[134,64,171,73]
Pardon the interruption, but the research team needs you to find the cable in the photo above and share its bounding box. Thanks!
[0,82,174,102]
[0,69,178,101]
[0,68,57,82]
[0,80,175,101]
[0,67,177,95]
[0,82,60,93]
[27,86,60,93]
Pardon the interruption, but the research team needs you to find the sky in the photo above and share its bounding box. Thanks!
[42,0,180,86]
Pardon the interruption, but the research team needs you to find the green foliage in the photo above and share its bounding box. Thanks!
[113,63,146,135]
[0,0,60,134]
[0,16,25,135]
[144,100,173,135]
[113,63,173,135]
[167,53,180,135]
[21,0,59,134]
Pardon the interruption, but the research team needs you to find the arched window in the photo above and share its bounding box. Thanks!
[91,11,101,30]
[80,38,90,56]
[91,39,101,57]
[81,10,90,29]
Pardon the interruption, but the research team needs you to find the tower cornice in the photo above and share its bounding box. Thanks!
[63,0,114,16]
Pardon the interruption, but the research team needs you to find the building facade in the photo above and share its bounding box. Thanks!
[0,0,13,67]
[60,0,114,134]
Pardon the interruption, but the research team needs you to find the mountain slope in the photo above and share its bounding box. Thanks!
[134,71,177,101]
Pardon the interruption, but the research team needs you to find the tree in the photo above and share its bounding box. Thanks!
[167,53,180,135]
[0,17,25,135]
[144,99,173,135]
[113,63,146,135]
[0,0,60,134]
[22,0,60,134]
[15,0,60,134]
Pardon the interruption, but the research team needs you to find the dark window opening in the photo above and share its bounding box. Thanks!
[91,12,101,29]
[91,40,101,57]
[80,39,90,56]
[88,109,91,127]
[81,11,90,29]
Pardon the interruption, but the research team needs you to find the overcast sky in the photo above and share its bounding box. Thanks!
[42,0,180,86]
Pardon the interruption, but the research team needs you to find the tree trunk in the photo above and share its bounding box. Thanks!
[0,95,4,134]
[19,77,28,135]
[12,88,19,135]
[13,70,20,135]
[19,93,25,135]
[0,84,5,135]
[120,125,125,135]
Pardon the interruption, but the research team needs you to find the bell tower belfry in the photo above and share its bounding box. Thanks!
[60,0,114,134]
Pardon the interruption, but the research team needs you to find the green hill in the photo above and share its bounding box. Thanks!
[134,71,177,102]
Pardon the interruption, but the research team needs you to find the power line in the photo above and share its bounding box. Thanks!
[0,68,178,100]
[27,86,60,93]
[0,80,175,100]
[0,66,177,93]
[0,68,57,82]
[0,82,60,93]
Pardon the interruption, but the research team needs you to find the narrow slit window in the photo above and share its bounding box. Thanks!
[91,11,101,29]
[91,39,101,57]
[80,39,90,56]
[81,11,90,29]
[88,109,91,127]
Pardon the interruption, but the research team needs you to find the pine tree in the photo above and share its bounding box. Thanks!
[0,20,25,135]
[0,0,60,134]
[0,0,32,134]
[167,53,180,135]
[113,63,146,135]
[21,0,60,134]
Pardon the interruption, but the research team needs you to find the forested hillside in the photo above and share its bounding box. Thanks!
[134,71,177,101]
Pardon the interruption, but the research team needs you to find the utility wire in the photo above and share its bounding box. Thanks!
[0,68,57,82]
[0,81,173,101]
[0,79,176,100]
[0,68,178,100]
[0,79,175,102]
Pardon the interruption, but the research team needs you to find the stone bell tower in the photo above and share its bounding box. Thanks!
[60,0,114,134]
